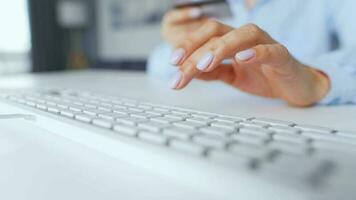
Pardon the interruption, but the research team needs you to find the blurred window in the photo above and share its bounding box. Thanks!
[0,0,31,74]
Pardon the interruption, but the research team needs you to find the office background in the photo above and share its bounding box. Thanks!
[0,0,178,74]
[0,0,229,74]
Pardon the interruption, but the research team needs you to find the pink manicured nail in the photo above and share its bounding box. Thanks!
[235,49,255,61]
[169,71,182,89]
[188,8,202,19]
[170,48,185,65]
[196,52,214,70]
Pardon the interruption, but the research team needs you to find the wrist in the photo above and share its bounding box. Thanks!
[281,64,331,107]
[309,67,331,104]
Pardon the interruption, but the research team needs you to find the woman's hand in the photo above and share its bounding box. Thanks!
[162,7,209,65]
[167,20,330,107]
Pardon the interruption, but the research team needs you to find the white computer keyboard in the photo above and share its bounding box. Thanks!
[1,89,356,190]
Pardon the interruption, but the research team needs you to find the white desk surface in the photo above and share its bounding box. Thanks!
[0,69,355,130]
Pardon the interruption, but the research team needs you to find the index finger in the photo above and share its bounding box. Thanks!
[174,24,275,89]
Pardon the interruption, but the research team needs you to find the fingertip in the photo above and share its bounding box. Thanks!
[234,48,256,63]
[175,67,196,90]
[196,51,215,71]
[188,7,203,19]
[169,71,183,89]
[170,48,186,65]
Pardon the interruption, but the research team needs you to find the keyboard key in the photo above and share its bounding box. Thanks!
[113,108,131,115]
[214,116,243,123]
[211,121,240,129]
[147,110,170,116]
[18,99,27,104]
[191,113,215,120]
[73,101,85,106]
[163,128,198,140]
[113,104,127,109]
[123,101,137,107]
[273,133,311,144]
[239,121,269,129]
[294,124,334,134]
[268,141,311,156]
[228,143,278,161]
[200,127,233,137]
[138,122,171,132]
[34,98,46,104]
[83,108,106,116]
[137,104,152,110]
[171,109,189,115]
[98,112,127,120]
[231,134,269,146]
[127,107,144,112]
[302,131,356,145]
[165,113,189,120]
[239,127,273,137]
[186,117,214,125]
[24,96,37,101]
[253,118,294,127]
[109,99,123,104]
[153,107,170,112]
[312,141,356,154]
[116,117,148,126]
[69,105,83,112]
[57,102,71,109]
[60,110,80,118]
[268,125,300,135]
[142,102,165,108]
[170,139,206,155]
[151,116,181,124]
[84,103,97,108]
[47,106,60,114]
[173,121,205,130]
[138,131,169,145]
[45,100,57,106]
[99,101,112,106]
[36,103,47,110]
[25,101,36,107]
[74,114,94,123]
[113,124,138,136]
[336,131,356,139]
[131,112,161,119]
[192,135,230,149]
[164,114,188,121]
[92,118,115,129]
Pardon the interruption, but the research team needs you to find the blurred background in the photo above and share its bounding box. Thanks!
[0,0,229,74]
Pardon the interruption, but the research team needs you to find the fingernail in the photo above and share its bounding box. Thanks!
[235,49,255,61]
[170,48,185,65]
[169,71,182,89]
[197,52,214,71]
[188,8,202,19]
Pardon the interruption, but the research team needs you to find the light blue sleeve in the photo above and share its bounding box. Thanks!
[305,0,356,105]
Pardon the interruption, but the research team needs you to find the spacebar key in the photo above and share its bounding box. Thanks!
[208,150,258,169]
[170,140,207,156]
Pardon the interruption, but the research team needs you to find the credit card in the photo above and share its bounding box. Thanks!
[174,0,232,19]
[174,0,226,9]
